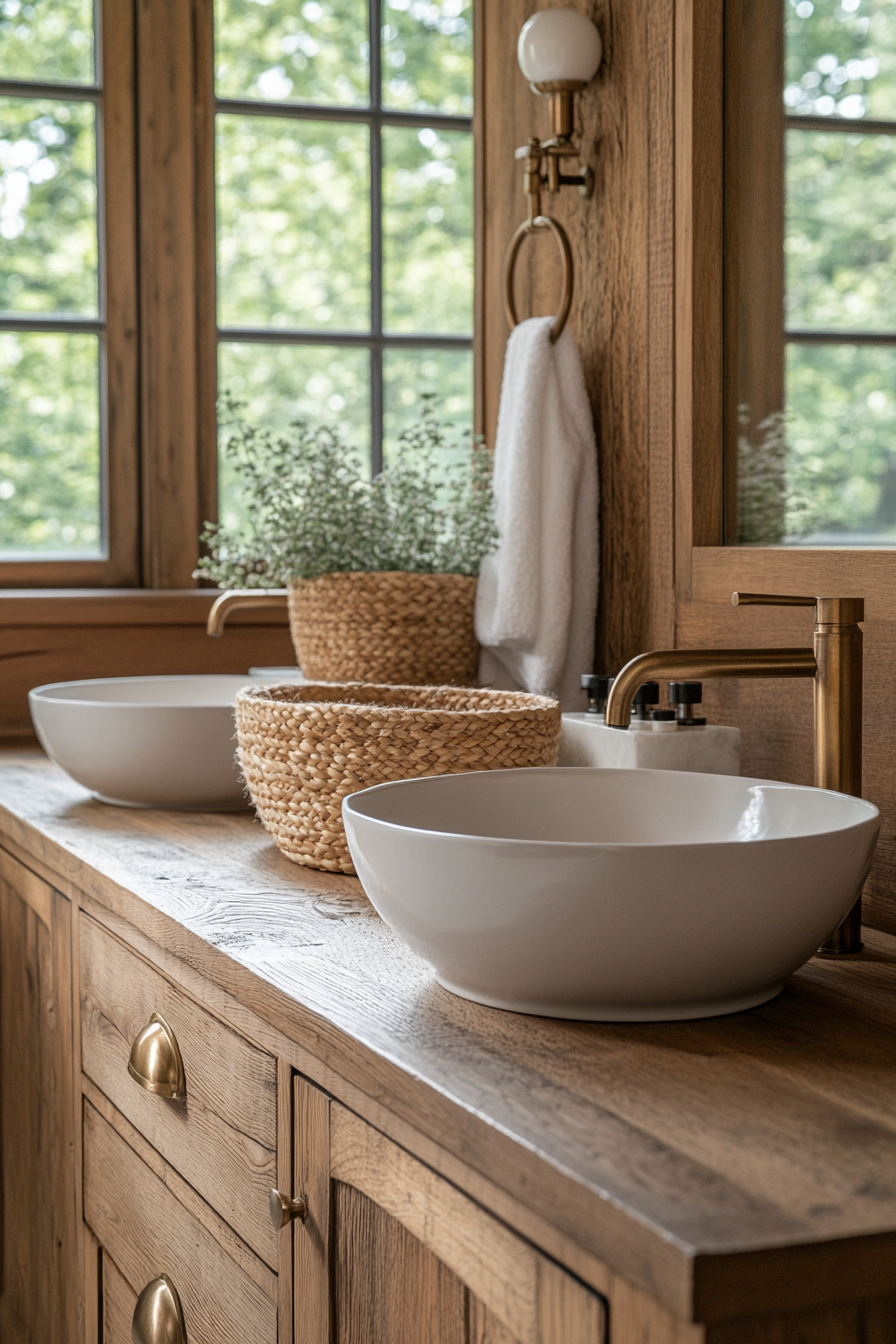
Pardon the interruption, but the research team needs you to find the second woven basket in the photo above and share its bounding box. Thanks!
[236,682,561,874]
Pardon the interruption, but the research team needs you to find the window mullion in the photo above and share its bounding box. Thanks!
[370,0,384,475]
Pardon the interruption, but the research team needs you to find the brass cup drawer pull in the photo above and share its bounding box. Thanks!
[132,1273,188,1344]
[269,1186,308,1229]
[128,1012,186,1100]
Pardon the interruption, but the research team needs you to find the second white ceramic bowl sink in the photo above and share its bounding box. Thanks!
[343,767,880,1021]
[29,674,291,811]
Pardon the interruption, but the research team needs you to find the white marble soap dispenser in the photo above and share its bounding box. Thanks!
[559,677,741,775]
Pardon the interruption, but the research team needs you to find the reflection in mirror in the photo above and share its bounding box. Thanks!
[728,0,896,545]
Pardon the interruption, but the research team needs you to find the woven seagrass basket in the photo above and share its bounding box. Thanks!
[236,681,561,874]
[287,571,478,686]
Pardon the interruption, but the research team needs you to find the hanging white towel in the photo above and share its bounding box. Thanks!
[475,315,598,710]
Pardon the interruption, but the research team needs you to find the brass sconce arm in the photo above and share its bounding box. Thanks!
[503,9,602,342]
[514,128,593,211]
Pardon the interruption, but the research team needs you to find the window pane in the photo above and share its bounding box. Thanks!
[787,129,896,330]
[0,0,95,86]
[383,346,472,464]
[214,0,368,107]
[785,0,896,122]
[217,115,370,331]
[0,98,98,316]
[218,341,370,527]
[737,343,896,546]
[382,0,473,115]
[382,125,472,333]
[782,342,896,544]
[0,331,100,555]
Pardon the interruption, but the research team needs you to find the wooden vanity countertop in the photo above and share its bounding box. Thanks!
[1,750,895,1328]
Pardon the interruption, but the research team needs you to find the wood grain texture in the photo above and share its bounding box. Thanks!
[331,1102,605,1344]
[100,0,141,588]
[83,1225,101,1344]
[193,0,219,537]
[646,0,677,651]
[294,1073,331,1344]
[4,757,896,1325]
[101,1253,138,1344]
[334,1179,468,1344]
[607,1273,704,1344]
[331,1103,540,1343]
[706,1296,896,1344]
[83,1099,277,1344]
[0,851,80,1344]
[480,0,676,671]
[82,1075,277,1302]
[0,618,294,739]
[537,1259,605,1344]
[80,912,278,1267]
[136,0,201,587]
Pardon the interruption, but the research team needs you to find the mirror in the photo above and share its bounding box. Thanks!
[727,0,896,546]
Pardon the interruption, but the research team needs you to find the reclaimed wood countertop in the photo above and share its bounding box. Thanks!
[1,750,895,1327]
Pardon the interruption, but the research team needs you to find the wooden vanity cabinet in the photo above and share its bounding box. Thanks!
[0,850,80,1344]
[4,775,896,1344]
[289,1075,606,1344]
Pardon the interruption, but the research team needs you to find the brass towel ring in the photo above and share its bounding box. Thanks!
[502,213,574,344]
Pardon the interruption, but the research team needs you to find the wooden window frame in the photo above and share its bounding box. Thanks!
[0,0,218,591]
[0,0,140,587]
[1,0,476,593]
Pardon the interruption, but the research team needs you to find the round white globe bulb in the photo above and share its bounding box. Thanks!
[517,8,602,87]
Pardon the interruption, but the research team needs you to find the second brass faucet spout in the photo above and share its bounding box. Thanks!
[604,591,865,954]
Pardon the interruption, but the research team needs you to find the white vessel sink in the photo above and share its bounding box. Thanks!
[29,674,294,811]
[343,767,880,1021]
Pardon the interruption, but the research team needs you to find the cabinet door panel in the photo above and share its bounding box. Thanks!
[334,1180,467,1344]
[329,1103,539,1340]
[0,848,78,1344]
[292,1078,605,1344]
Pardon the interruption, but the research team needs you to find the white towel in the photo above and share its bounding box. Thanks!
[475,315,598,710]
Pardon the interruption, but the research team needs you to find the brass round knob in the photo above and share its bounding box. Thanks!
[131,1273,188,1344]
[269,1187,308,1230]
[128,1013,186,1100]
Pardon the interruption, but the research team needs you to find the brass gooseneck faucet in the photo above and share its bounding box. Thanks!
[604,592,865,955]
[206,588,288,637]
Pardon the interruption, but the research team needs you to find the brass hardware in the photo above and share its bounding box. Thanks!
[605,592,865,954]
[206,588,288,637]
[503,207,574,343]
[128,1012,186,1100]
[269,1186,308,1229]
[131,1274,188,1344]
[503,54,597,341]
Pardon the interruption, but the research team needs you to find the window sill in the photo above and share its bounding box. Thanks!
[0,589,289,627]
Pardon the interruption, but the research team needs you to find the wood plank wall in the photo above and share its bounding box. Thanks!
[479,0,676,675]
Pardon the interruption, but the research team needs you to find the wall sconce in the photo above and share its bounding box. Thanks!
[504,7,603,341]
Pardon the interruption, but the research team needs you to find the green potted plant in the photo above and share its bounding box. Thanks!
[196,397,498,686]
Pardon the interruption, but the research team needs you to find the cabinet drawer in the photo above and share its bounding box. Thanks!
[85,1101,277,1344]
[80,913,278,1266]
